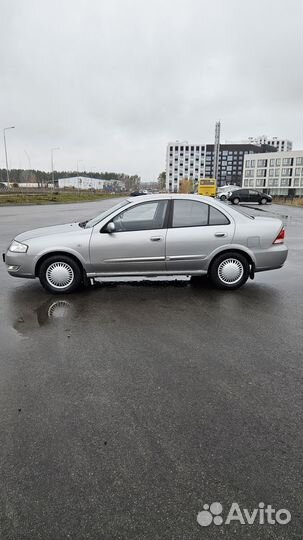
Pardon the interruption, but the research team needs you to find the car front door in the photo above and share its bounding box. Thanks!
[165,199,235,272]
[89,199,169,275]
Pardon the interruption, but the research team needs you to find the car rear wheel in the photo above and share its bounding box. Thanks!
[39,255,82,294]
[232,197,240,205]
[220,194,227,201]
[260,197,267,205]
[209,252,250,290]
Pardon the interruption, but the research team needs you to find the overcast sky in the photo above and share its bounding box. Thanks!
[1,0,302,181]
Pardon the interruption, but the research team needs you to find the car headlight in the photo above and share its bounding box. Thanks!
[9,240,28,253]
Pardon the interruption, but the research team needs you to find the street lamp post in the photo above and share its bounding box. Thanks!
[51,147,60,189]
[3,126,15,188]
[24,150,32,185]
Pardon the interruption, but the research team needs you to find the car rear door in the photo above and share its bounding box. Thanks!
[237,189,248,202]
[89,199,169,274]
[165,199,235,272]
[248,189,259,203]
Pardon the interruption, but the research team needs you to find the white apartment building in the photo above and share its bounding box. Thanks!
[166,141,206,192]
[249,136,292,152]
[242,150,303,195]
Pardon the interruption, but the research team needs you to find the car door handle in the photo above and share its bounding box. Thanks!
[215,232,227,237]
[150,236,162,241]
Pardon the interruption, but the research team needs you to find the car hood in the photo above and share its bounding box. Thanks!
[15,222,84,242]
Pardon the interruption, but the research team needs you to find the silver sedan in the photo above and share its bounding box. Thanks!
[3,194,288,294]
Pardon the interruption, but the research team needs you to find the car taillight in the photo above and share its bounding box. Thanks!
[273,228,285,244]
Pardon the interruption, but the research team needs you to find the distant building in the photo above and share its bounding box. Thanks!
[250,136,292,152]
[0,183,40,188]
[57,177,125,191]
[228,136,293,152]
[166,142,205,193]
[242,149,303,195]
[166,141,276,192]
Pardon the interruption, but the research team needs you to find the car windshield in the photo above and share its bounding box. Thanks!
[84,199,130,228]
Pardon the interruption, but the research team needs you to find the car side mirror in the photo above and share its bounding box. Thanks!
[106,222,116,233]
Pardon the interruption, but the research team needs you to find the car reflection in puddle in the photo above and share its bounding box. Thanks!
[12,297,76,333]
[11,277,193,335]
[38,299,74,325]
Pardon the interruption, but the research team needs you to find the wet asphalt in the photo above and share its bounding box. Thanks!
[0,200,302,540]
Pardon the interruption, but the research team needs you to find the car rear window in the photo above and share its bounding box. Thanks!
[209,206,230,225]
[173,200,209,227]
[172,200,231,227]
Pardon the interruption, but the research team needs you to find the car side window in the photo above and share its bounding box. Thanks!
[249,190,258,195]
[209,206,230,225]
[112,200,168,232]
[172,200,208,227]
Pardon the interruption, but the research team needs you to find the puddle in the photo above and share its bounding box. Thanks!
[10,278,195,334]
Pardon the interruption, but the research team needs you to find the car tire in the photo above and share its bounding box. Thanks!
[260,198,267,205]
[39,255,82,294]
[220,194,227,201]
[232,197,240,205]
[209,252,250,290]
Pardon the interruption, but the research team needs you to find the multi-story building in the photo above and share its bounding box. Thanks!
[251,136,292,152]
[166,142,205,192]
[166,142,276,192]
[228,136,293,152]
[242,150,303,195]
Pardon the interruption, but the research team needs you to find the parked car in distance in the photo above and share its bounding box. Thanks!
[217,185,240,201]
[3,194,287,294]
[130,190,148,196]
[228,189,272,205]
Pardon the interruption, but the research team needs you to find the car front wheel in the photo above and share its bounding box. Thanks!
[260,197,267,205]
[220,194,227,201]
[209,252,250,290]
[39,255,82,294]
[232,197,240,205]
